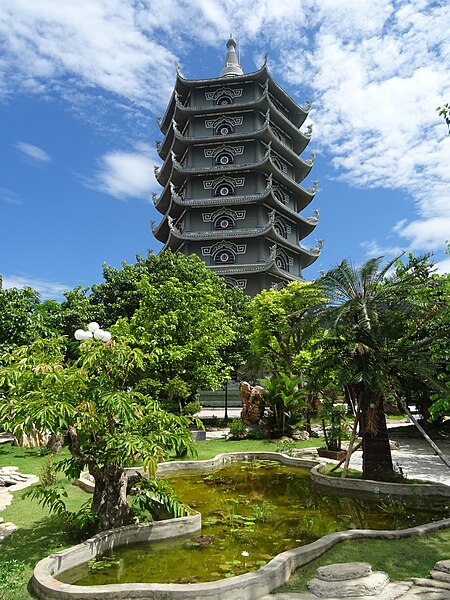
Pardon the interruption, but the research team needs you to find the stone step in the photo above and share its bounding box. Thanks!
[308,572,390,597]
[434,560,450,575]
[429,571,450,585]
[315,563,373,582]
[411,577,450,590]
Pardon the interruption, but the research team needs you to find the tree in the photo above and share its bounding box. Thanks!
[0,335,195,532]
[0,279,45,356]
[319,256,448,481]
[249,281,325,377]
[122,266,238,413]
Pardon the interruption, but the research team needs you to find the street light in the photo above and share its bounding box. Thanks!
[74,322,112,342]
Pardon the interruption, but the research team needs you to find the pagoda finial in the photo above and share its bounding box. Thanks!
[220,35,243,78]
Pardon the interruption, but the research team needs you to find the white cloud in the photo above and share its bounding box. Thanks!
[434,257,450,275]
[92,144,158,200]
[0,0,176,109]
[1,274,69,300]
[15,141,52,163]
[0,188,22,205]
[360,240,405,259]
[393,217,450,250]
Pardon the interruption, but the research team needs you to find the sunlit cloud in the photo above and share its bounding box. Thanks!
[90,144,159,200]
[1,274,69,300]
[0,187,22,205]
[15,141,52,164]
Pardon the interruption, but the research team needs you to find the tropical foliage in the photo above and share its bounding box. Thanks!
[0,335,196,531]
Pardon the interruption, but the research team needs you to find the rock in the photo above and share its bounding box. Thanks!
[434,560,450,575]
[430,570,450,584]
[239,381,265,425]
[315,562,373,581]
[0,522,19,542]
[308,572,389,597]
[292,430,310,441]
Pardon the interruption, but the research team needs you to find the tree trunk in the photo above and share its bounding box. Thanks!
[360,389,395,481]
[90,463,131,532]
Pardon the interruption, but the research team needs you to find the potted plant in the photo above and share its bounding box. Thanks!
[318,397,348,461]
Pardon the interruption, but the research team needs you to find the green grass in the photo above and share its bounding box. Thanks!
[188,437,322,460]
[277,530,450,592]
[0,446,87,600]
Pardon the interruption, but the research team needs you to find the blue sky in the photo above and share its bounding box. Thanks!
[1,0,449,300]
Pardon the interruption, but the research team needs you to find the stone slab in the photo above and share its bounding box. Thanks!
[0,521,18,541]
[430,570,450,584]
[434,560,450,575]
[315,563,373,582]
[308,572,389,597]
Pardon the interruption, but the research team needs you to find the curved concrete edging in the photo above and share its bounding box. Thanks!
[310,464,450,497]
[32,452,450,600]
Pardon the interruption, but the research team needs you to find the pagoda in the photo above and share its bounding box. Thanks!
[152,36,322,296]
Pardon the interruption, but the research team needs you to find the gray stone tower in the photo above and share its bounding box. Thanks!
[152,36,321,296]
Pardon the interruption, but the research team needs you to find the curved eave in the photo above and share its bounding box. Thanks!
[174,64,310,125]
[169,188,317,233]
[167,136,312,193]
[299,247,321,269]
[171,119,310,156]
[166,218,276,243]
[268,262,304,281]
[171,90,307,136]
[209,260,303,282]
[152,202,185,242]
[154,169,316,215]
[175,63,270,91]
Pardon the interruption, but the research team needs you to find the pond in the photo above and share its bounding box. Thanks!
[59,460,450,585]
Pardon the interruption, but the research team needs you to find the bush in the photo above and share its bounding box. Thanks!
[227,419,247,440]
[181,400,202,416]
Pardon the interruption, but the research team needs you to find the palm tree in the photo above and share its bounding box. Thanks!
[318,256,445,481]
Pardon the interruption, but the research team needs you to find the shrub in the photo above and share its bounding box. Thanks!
[228,419,247,440]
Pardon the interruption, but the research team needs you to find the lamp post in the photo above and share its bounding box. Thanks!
[74,322,112,342]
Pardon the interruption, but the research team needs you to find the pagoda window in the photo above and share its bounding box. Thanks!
[214,182,234,197]
[213,213,236,230]
[273,156,288,174]
[273,188,289,205]
[274,216,288,239]
[215,93,233,106]
[275,249,290,272]
[216,151,234,166]
[215,121,234,136]
[213,248,236,264]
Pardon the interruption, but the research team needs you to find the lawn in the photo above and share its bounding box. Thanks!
[1,437,450,599]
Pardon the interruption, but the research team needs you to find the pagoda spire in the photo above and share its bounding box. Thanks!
[220,34,243,77]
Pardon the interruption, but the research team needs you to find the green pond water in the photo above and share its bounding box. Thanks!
[60,461,450,585]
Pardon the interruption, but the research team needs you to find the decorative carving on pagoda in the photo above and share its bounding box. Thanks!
[301,99,312,111]
[310,239,325,254]
[307,208,320,223]
[307,180,319,193]
[305,124,313,137]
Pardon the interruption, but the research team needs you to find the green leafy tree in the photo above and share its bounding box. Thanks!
[249,281,326,376]
[0,335,195,532]
[122,268,238,413]
[0,279,46,356]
